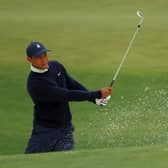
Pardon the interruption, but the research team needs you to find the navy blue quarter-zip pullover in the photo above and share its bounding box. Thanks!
[27,61,101,128]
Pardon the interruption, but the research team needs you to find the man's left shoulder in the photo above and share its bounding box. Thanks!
[49,60,63,67]
[49,60,66,72]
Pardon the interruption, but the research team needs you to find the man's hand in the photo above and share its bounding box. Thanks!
[95,96,111,106]
[101,87,112,99]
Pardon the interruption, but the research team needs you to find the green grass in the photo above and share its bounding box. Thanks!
[1,145,168,168]
[0,0,168,166]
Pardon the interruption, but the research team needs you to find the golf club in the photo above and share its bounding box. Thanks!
[110,10,144,87]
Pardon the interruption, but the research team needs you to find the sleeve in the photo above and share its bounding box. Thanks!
[61,64,97,103]
[29,77,101,103]
[66,73,88,91]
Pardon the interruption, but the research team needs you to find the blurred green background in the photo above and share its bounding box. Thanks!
[0,0,168,164]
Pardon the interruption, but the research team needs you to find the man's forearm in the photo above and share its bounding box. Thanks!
[31,85,101,103]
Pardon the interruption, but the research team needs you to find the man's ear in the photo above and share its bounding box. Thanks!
[27,56,32,63]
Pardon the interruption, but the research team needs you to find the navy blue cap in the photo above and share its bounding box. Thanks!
[26,42,50,57]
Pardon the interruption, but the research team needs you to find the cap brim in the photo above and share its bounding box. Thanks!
[34,48,50,57]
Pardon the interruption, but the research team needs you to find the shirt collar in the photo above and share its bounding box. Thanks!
[30,64,49,73]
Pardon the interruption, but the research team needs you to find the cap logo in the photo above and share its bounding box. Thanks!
[36,44,41,48]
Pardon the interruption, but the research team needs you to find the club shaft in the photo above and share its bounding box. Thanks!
[110,26,140,87]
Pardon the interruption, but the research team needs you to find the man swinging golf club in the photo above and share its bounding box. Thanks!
[25,41,112,154]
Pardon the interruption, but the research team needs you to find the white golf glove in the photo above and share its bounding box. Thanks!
[95,96,111,106]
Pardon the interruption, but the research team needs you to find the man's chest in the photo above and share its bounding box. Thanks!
[49,69,67,88]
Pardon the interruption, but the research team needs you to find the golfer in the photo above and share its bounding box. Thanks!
[25,41,112,154]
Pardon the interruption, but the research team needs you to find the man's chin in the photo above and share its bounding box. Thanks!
[44,66,49,69]
[41,64,49,69]
[32,64,49,70]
